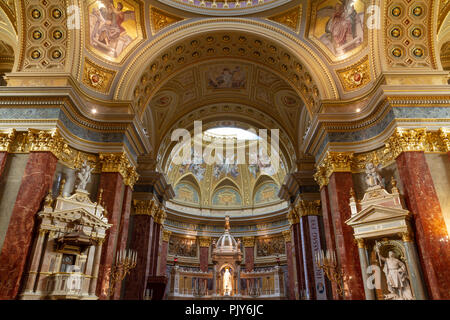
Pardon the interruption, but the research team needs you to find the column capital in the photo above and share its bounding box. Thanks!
[385,128,427,158]
[198,237,212,247]
[314,152,353,187]
[162,229,171,242]
[133,199,158,216]
[287,207,299,225]
[154,207,166,225]
[242,236,255,247]
[99,153,139,188]
[282,230,291,243]
[355,238,366,249]
[27,128,70,158]
[295,200,321,217]
[0,129,16,152]
[439,128,450,152]
[401,231,414,242]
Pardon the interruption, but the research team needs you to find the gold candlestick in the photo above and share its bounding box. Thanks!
[314,249,345,298]
[108,249,137,297]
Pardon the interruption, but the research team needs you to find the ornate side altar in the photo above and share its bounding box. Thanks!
[346,163,427,300]
[20,162,111,300]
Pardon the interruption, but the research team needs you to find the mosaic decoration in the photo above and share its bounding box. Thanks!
[169,235,197,257]
[256,236,285,257]
[212,188,242,207]
[174,182,200,204]
[310,0,366,58]
[254,183,280,205]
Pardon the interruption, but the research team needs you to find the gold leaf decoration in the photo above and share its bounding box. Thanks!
[82,58,116,94]
[337,56,371,92]
[150,7,184,34]
[268,6,302,33]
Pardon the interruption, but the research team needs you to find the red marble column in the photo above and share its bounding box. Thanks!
[283,231,296,300]
[0,152,57,299]
[199,247,209,272]
[396,151,450,299]
[327,172,365,300]
[158,230,170,276]
[112,185,133,300]
[292,223,306,298]
[299,216,316,300]
[96,172,125,300]
[123,213,154,300]
[320,185,340,300]
[150,222,161,276]
[0,152,8,178]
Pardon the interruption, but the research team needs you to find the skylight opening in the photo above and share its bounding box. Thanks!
[205,127,260,141]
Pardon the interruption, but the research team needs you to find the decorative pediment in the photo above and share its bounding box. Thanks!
[40,208,110,228]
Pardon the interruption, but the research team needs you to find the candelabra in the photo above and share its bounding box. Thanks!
[108,249,137,297]
[314,249,345,298]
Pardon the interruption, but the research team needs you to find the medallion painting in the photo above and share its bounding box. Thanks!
[87,0,144,63]
[207,65,247,89]
[212,188,242,207]
[174,183,200,205]
[310,0,366,59]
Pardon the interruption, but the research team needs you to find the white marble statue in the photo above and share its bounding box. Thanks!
[223,268,232,296]
[365,162,384,188]
[377,248,414,300]
[75,160,94,191]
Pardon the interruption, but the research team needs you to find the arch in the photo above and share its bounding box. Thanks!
[0,5,18,75]
[115,20,339,109]
[173,174,202,205]
[252,176,280,206]
[211,179,243,208]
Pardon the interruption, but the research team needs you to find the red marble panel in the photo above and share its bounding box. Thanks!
[150,223,161,276]
[320,185,340,300]
[112,185,133,300]
[244,246,254,272]
[96,172,125,300]
[396,151,450,299]
[199,246,209,272]
[158,240,169,276]
[328,172,365,300]
[285,240,296,300]
[292,223,306,297]
[123,214,154,300]
[0,152,8,178]
[299,216,316,299]
[0,152,57,299]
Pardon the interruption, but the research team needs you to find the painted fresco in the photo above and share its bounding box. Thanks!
[312,0,365,57]
[87,0,141,61]
[256,236,286,257]
[169,236,197,257]
[174,182,200,204]
[254,183,280,205]
[212,188,242,206]
[207,65,246,89]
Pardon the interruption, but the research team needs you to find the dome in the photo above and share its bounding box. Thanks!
[213,216,241,254]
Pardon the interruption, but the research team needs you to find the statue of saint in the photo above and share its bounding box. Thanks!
[377,248,414,300]
[75,160,94,191]
[365,162,384,188]
[224,215,230,231]
[223,268,232,296]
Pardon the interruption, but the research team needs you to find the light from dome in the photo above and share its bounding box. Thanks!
[205,127,260,140]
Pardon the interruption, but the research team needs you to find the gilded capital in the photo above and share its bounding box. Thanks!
[133,199,156,216]
[355,238,365,249]
[154,207,166,225]
[287,207,299,225]
[27,129,71,158]
[296,200,321,217]
[313,165,329,188]
[282,230,291,243]
[162,229,171,242]
[439,128,450,152]
[100,152,139,188]
[385,128,427,158]
[198,237,212,247]
[242,236,255,247]
[401,231,414,242]
[0,129,16,152]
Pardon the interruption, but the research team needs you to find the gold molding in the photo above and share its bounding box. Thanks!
[82,58,117,95]
[27,128,71,159]
[337,56,371,92]
[150,6,184,35]
[267,5,302,33]
[0,129,16,152]
[99,153,139,188]
[133,199,157,216]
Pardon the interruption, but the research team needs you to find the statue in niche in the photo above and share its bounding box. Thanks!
[365,162,384,188]
[376,247,414,300]
[75,161,94,191]
[223,268,232,296]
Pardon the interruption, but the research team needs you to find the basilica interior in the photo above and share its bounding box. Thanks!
[0,0,449,301]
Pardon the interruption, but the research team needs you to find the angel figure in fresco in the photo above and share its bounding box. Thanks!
[316,0,364,55]
[89,0,136,58]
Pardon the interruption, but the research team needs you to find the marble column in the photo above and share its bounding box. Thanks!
[282,230,296,300]
[0,151,58,300]
[319,185,339,299]
[150,221,161,276]
[0,152,7,178]
[355,239,375,300]
[158,229,171,276]
[402,232,427,300]
[112,185,133,300]
[123,206,154,300]
[396,151,450,299]
[89,240,103,296]
[21,230,47,294]
[199,237,211,272]
[243,237,255,272]
[299,216,315,300]
[328,172,365,300]
[96,172,125,300]
[291,219,306,298]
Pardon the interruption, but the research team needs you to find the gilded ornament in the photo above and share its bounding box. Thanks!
[385,128,427,158]
[391,6,402,17]
[133,199,157,216]
[27,129,71,159]
[162,229,172,242]
[337,56,371,91]
[150,7,184,34]
[199,237,212,247]
[282,230,291,242]
[295,200,321,217]
[268,6,301,32]
[412,6,423,17]
[242,237,255,247]
[0,129,16,152]
[31,9,41,19]
[356,238,365,249]
[82,59,116,93]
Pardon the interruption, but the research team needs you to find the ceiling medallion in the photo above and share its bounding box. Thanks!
[82,58,116,94]
[337,56,371,92]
